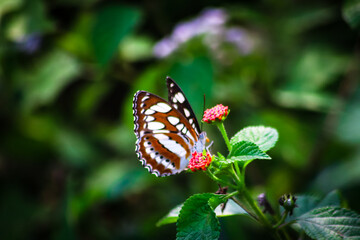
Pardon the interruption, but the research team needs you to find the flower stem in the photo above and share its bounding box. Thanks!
[230,165,241,186]
[242,188,272,229]
[216,122,232,153]
[273,210,288,229]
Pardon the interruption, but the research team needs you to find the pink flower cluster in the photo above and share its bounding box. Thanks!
[188,151,213,172]
[202,104,229,123]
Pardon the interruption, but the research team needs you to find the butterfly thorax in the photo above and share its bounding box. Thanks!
[193,132,207,153]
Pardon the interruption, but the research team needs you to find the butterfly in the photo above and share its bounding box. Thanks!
[133,77,208,177]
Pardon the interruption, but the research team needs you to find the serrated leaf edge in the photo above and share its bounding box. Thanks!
[230,126,279,152]
[176,193,221,240]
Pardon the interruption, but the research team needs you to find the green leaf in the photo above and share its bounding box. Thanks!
[228,141,271,162]
[119,35,154,61]
[55,128,100,166]
[318,190,343,208]
[217,152,226,161]
[343,0,360,30]
[297,207,360,240]
[157,204,183,226]
[210,152,230,172]
[69,161,149,221]
[211,152,226,167]
[287,190,342,221]
[158,199,246,227]
[274,90,336,111]
[275,46,348,111]
[17,50,80,112]
[0,0,22,19]
[284,7,335,35]
[23,0,54,34]
[337,92,360,144]
[230,126,278,152]
[216,157,241,166]
[58,13,93,59]
[257,111,311,168]
[286,47,349,92]
[92,4,141,65]
[311,152,360,193]
[176,193,223,240]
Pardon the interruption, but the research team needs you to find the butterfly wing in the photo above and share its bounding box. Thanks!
[166,77,201,135]
[133,91,199,176]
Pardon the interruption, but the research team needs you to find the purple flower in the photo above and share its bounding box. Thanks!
[172,8,227,43]
[153,8,255,58]
[16,33,42,54]
[153,8,227,58]
[225,28,254,55]
[199,8,227,27]
[153,38,178,58]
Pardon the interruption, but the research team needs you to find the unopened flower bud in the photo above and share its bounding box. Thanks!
[258,193,274,215]
[279,194,297,215]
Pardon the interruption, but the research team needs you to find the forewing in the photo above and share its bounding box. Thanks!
[166,76,201,135]
[133,91,198,176]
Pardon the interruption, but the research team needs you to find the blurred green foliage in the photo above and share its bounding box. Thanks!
[0,0,359,239]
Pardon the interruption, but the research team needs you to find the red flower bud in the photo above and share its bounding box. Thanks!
[202,104,229,123]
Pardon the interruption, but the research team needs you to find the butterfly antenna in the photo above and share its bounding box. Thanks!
[201,94,206,131]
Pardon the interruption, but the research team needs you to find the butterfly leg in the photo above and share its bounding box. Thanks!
[206,141,214,151]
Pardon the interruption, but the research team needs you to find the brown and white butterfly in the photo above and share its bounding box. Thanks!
[133,77,208,177]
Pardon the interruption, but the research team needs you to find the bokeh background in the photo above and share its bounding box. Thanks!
[0,0,359,239]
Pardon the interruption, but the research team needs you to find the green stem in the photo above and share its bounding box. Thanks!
[238,160,254,190]
[206,169,237,189]
[225,191,239,200]
[234,162,241,178]
[278,220,295,230]
[273,209,292,239]
[216,122,232,152]
[276,220,293,240]
[241,189,284,240]
[273,210,288,229]
[231,196,258,220]
[242,188,272,228]
[230,165,241,186]
[280,228,292,240]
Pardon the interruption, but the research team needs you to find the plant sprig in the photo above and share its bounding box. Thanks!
[157,104,360,240]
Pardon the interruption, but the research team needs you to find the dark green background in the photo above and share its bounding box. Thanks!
[0,0,359,239]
